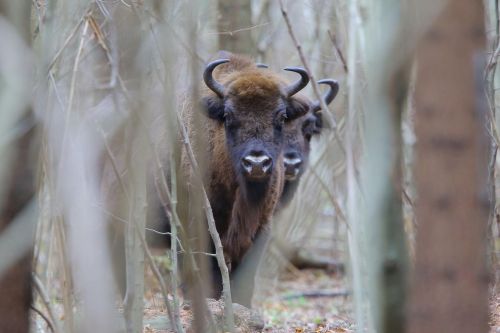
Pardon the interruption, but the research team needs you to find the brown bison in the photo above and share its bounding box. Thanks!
[279,79,339,208]
[230,79,339,306]
[190,53,311,266]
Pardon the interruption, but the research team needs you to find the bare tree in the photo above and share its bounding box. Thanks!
[408,1,490,332]
[217,0,256,56]
[0,2,36,332]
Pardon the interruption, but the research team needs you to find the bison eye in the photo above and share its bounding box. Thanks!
[223,111,240,130]
[304,133,312,142]
[278,112,287,124]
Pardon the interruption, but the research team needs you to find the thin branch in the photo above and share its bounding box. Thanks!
[281,290,350,300]
[327,29,348,73]
[32,273,63,333]
[57,17,89,177]
[207,22,269,35]
[279,0,346,157]
[30,304,55,333]
[143,8,205,64]
[309,166,349,229]
[176,113,236,332]
[47,14,87,72]
[168,152,183,332]
[96,124,179,331]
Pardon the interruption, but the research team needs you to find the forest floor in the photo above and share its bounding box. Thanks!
[143,267,354,333]
[142,221,500,332]
[257,268,354,332]
[143,259,500,333]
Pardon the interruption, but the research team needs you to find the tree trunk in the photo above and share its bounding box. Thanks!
[217,0,256,56]
[408,1,490,332]
[0,2,36,332]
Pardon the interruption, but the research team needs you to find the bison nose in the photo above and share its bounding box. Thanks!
[241,152,273,179]
[283,152,302,180]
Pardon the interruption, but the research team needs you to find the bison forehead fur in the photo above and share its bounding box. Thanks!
[226,72,281,101]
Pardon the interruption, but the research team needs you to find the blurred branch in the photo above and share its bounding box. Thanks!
[176,112,236,332]
[143,8,204,64]
[33,273,62,333]
[281,290,349,300]
[54,218,74,332]
[30,304,55,333]
[47,14,86,72]
[279,0,346,156]
[97,124,179,332]
[57,18,89,171]
[0,198,37,276]
[208,22,269,36]
[309,166,348,228]
[327,29,348,73]
[168,154,183,332]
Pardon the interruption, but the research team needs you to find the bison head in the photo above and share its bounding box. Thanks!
[202,58,310,191]
[283,79,339,181]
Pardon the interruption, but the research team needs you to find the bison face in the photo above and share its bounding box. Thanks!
[202,59,311,193]
[283,112,318,181]
[282,80,339,181]
[203,84,310,184]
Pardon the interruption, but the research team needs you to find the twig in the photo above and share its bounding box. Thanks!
[47,14,87,72]
[309,166,349,229]
[30,304,55,333]
[54,218,75,332]
[168,152,183,332]
[176,114,236,332]
[143,8,204,64]
[279,0,346,156]
[32,273,63,333]
[57,17,89,176]
[327,29,348,73]
[281,290,349,300]
[96,124,179,332]
[207,22,269,35]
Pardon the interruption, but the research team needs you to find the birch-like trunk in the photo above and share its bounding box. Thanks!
[408,1,490,332]
[0,1,36,332]
[217,0,256,56]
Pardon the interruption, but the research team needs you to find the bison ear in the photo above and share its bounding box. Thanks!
[285,98,309,121]
[313,111,323,133]
[201,96,225,122]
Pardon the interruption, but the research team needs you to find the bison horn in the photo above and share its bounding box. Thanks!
[283,67,310,97]
[256,63,269,68]
[312,79,339,112]
[203,59,230,98]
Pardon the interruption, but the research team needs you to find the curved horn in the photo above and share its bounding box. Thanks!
[203,59,230,98]
[283,67,310,97]
[256,63,269,68]
[312,79,339,112]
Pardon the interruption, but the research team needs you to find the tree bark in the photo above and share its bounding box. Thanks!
[217,0,256,56]
[408,1,490,332]
[0,2,36,332]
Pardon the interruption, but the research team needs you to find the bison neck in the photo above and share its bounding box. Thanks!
[223,179,274,266]
[241,180,269,204]
[277,179,299,211]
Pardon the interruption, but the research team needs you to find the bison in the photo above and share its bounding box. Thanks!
[230,79,339,306]
[279,79,339,208]
[147,52,339,307]
[192,53,311,264]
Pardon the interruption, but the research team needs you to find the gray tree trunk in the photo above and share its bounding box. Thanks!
[217,0,256,56]
[408,1,490,332]
[0,1,36,332]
